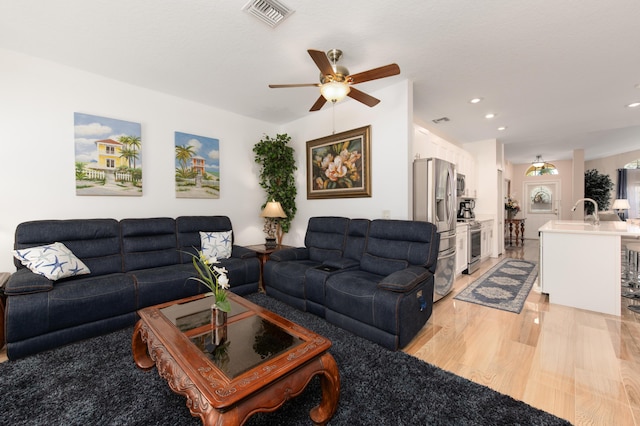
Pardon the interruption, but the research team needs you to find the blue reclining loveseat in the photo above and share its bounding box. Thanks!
[264,217,440,350]
[5,215,260,360]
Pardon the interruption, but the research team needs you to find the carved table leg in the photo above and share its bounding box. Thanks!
[132,320,155,370]
[520,221,526,246]
[508,221,514,246]
[310,352,341,425]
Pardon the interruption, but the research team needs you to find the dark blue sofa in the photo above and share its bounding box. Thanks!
[5,216,260,360]
[264,217,440,350]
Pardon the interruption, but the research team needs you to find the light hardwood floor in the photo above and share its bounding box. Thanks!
[404,239,640,425]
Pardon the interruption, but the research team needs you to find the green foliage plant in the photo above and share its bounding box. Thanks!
[584,169,614,215]
[253,133,297,233]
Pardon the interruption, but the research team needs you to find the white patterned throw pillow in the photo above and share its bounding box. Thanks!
[12,242,91,281]
[200,230,233,260]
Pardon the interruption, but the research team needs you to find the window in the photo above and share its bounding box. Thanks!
[621,160,640,219]
[525,162,558,176]
[106,146,115,155]
[106,159,115,168]
[626,169,640,219]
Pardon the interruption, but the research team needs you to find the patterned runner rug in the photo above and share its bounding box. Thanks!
[454,258,538,313]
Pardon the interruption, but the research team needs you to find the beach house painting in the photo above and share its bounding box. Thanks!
[175,131,220,199]
[74,112,143,196]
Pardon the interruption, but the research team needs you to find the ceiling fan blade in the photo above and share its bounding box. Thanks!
[269,83,320,88]
[347,87,380,107]
[308,49,336,77]
[309,95,327,111]
[349,64,400,84]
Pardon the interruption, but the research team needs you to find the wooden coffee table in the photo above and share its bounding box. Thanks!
[132,293,340,425]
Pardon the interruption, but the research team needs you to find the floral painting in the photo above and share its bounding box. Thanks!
[74,112,142,196]
[306,125,371,199]
[175,131,220,198]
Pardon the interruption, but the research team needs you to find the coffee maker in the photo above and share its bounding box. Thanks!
[457,199,475,220]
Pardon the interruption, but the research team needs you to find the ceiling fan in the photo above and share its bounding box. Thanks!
[269,49,401,111]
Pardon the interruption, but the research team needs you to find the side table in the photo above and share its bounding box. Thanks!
[245,244,293,292]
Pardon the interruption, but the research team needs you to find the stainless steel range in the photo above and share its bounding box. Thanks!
[458,219,481,274]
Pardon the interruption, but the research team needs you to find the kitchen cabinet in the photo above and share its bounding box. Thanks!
[480,220,493,259]
[455,223,468,275]
[454,150,476,198]
[414,126,477,198]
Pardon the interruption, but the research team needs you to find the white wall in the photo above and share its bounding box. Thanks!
[0,48,278,272]
[0,48,415,272]
[280,80,413,246]
[586,148,640,179]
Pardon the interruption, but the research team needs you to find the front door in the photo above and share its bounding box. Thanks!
[523,181,560,239]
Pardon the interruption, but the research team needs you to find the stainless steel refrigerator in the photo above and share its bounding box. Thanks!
[413,158,456,302]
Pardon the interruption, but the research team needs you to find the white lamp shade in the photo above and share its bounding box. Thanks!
[260,200,287,218]
[320,81,350,102]
[612,199,631,210]
[532,155,545,168]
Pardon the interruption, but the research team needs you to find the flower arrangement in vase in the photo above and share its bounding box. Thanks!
[187,251,231,324]
[505,196,521,219]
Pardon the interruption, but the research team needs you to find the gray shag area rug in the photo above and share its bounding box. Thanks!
[0,292,568,425]
[455,259,538,313]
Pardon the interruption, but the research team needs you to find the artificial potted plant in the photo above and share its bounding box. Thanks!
[584,169,614,215]
[253,133,297,245]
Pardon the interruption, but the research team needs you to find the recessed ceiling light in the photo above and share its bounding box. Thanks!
[497,126,507,131]
[627,102,640,108]
[485,113,496,119]
[635,83,640,89]
[469,97,483,104]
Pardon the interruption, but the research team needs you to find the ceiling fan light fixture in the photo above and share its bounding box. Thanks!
[320,81,350,103]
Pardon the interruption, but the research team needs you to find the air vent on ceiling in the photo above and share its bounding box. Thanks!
[432,117,450,124]
[242,0,294,28]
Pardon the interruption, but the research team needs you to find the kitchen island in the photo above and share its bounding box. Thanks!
[539,220,640,316]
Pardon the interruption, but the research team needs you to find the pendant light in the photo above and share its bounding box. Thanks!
[532,155,545,168]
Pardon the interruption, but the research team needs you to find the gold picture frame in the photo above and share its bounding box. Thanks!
[306,125,371,199]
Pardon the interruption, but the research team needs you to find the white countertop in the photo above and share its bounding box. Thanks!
[539,220,640,237]
[474,214,495,222]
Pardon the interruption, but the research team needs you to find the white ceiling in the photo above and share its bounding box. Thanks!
[2,0,640,165]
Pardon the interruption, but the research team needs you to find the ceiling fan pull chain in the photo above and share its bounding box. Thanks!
[332,101,336,134]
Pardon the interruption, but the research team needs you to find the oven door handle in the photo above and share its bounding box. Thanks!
[440,246,456,257]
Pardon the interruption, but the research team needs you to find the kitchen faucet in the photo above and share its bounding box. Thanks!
[571,198,599,225]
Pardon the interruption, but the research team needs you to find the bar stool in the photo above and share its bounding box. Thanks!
[625,242,640,312]
[622,241,638,293]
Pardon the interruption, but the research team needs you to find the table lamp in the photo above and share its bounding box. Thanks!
[612,198,631,220]
[260,200,286,248]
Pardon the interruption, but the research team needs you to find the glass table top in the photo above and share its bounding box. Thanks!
[159,296,304,378]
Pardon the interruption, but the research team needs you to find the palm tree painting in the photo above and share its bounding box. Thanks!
[175,131,220,199]
[74,112,142,196]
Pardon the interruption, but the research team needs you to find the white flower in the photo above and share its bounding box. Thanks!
[218,274,230,289]
[325,156,348,181]
[213,265,228,275]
